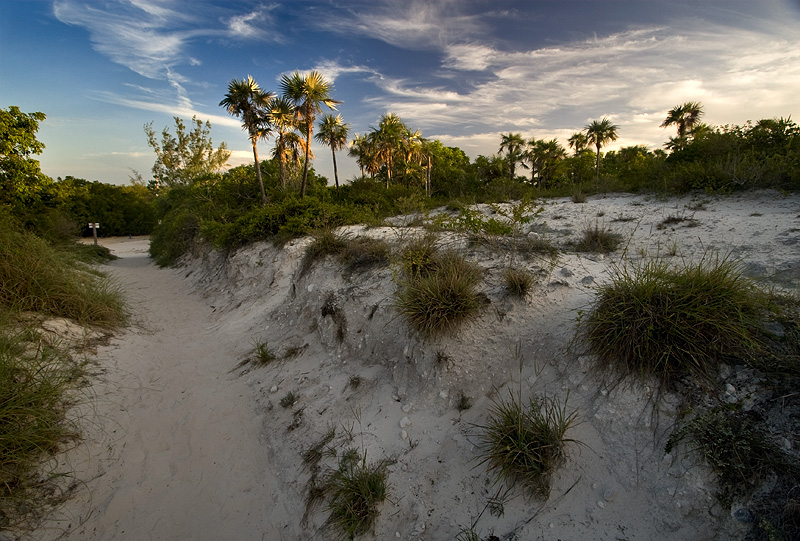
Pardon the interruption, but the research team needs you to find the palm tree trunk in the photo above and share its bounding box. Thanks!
[253,141,267,204]
[300,123,311,198]
[595,143,601,179]
[331,147,340,197]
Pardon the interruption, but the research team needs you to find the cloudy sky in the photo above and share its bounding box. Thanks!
[2,0,800,185]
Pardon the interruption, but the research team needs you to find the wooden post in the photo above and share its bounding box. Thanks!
[88,222,99,245]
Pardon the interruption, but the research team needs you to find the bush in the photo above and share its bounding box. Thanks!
[476,391,577,499]
[580,256,769,387]
[395,251,483,336]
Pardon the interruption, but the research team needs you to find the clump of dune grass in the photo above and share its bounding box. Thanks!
[339,237,390,273]
[251,339,276,365]
[503,267,535,297]
[0,225,126,327]
[396,235,438,279]
[322,453,389,540]
[0,316,81,529]
[476,391,578,500]
[300,229,349,275]
[580,255,769,388]
[574,222,622,254]
[395,251,483,337]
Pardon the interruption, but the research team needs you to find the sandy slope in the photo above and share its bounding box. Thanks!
[32,190,799,540]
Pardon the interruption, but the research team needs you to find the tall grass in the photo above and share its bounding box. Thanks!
[0,225,126,327]
[580,255,769,387]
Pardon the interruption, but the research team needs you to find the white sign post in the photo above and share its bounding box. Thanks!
[88,222,100,245]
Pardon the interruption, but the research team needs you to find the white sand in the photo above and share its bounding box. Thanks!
[32,191,799,540]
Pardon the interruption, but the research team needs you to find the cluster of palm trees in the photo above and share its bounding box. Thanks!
[497,103,703,184]
[348,113,433,193]
[220,71,341,201]
[499,117,619,185]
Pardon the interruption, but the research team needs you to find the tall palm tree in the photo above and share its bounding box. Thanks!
[280,71,340,198]
[567,132,589,155]
[315,113,350,196]
[526,138,566,188]
[219,76,274,204]
[369,113,406,188]
[661,101,704,139]
[268,96,297,190]
[499,133,526,178]
[585,118,619,179]
[348,133,371,177]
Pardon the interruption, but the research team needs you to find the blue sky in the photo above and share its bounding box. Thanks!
[2,0,800,185]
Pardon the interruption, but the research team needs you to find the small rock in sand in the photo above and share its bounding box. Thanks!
[400,416,412,428]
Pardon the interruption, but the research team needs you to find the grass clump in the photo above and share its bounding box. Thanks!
[322,454,389,540]
[0,225,126,327]
[280,391,297,409]
[251,340,276,365]
[574,222,622,254]
[503,267,534,297]
[476,391,577,500]
[580,256,769,387]
[0,319,81,529]
[395,251,483,337]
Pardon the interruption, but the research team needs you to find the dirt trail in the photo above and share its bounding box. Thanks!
[35,238,285,541]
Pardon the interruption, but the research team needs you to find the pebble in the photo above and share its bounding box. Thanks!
[402,403,413,413]
[400,416,412,428]
[603,488,614,502]
[269,385,278,393]
[725,383,736,394]
[597,500,606,509]
[439,390,448,399]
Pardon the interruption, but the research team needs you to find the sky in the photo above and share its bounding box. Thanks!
[2,0,800,186]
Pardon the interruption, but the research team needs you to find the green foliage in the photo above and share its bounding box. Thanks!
[581,256,769,387]
[394,251,483,336]
[0,106,51,209]
[666,405,798,507]
[280,391,297,408]
[0,217,126,326]
[476,391,577,499]
[144,116,230,188]
[251,340,277,365]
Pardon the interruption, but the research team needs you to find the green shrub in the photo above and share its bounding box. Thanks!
[581,256,769,387]
[476,391,577,499]
[396,236,439,279]
[395,251,483,336]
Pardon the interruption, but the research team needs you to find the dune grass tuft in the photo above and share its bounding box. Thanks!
[574,222,622,253]
[395,250,483,337]
[322,454,389,540]
[476,391,577,500]
[503,267,535,297]
[581,255,770,387]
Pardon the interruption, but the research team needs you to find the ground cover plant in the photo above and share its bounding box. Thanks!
[476,390,578,500]
[573,222,622,254]
[394,250,483,337]
[503,267,535,297]
[580,255,768,387]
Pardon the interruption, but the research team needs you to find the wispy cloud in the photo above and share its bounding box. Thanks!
[226,5,279,40]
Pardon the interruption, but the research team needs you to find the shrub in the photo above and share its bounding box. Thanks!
[395,252,483,336]
[574,222,622,253]
[476,391,577,499]
[580,256,769,387]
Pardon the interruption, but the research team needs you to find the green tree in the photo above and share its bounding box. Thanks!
[220,76,275,204]
[144,116,230,189]
[525,138,567,188]
[269,96,298,190]
[585,118,619,179]
[368,113,406,188]
[661,101,704,139]
[568,132,589,155]
[498,133,526,178]
[0,106,50,207]
[280,71,340,198]
[315,113,350,195]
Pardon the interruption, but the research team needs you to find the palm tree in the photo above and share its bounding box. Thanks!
[280,71,340,198]
[219,76,274,204]
[348,133,371,177]
[315,113,350,196]
[369,113,406,188]
[268,96,297,190]
[585,118,619,179]
[499,133,526,178]
[567,132,589,155]
[661,101,704,139]
[526,138,566,188]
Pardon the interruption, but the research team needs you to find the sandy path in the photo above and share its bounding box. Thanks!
[36,238,286,541]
